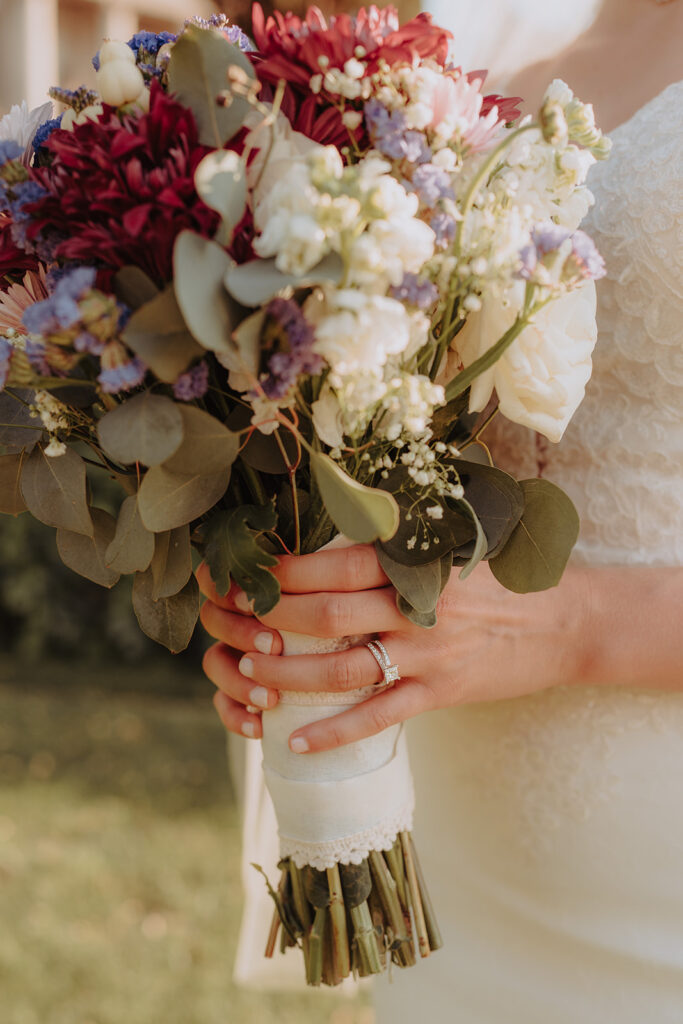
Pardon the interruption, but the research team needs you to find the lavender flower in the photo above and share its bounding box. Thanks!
[0,140,23,166]
[391,273,439,310]
[567,230,606,281]
[364,100,431,164]
[174,361,210,401]
[22,267,97,334]
[518,223,605,283]
[0,337,12,389]
[25,337,52,376]
[411,164,454,207]
[258,298,322,400]
[430,211,457,249]
[8,180,49,250]
[73,331,106,356]
[98,356,146,394]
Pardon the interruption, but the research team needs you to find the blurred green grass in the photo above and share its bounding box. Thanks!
[0,669,372,1024]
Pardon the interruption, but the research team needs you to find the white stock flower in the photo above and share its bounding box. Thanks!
[307,289,412,376]
[453,281,598,442]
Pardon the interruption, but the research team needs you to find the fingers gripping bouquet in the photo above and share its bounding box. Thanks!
[0,5,609,987]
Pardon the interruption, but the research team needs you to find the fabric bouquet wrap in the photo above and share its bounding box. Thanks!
[0,3,609,987]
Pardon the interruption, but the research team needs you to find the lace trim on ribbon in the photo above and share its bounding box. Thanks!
[280,803,415,871]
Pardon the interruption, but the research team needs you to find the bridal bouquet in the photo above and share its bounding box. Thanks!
[0,4,608,987]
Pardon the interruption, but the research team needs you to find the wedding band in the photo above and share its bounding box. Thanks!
[366,640,401,689]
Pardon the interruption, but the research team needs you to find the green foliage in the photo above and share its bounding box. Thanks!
[132,571,200,653]
[113,265,159,310]
[97,392,184,467]
[149,525,193,600]
[173,231,235,353]
[122,285,204,382]
[453,497,487,580]
[311,451,399,545]
[105,495,155,575]
[203,504,280,616]
[379,548,451,628]
[0,387,41,451]
[489,478,580,592]
[194,149,247,246]
[0,451,28,514]
[167,25,256,149]
[225,254,344,307]
[56,508,120,588]
[451,461,524,561]
[21,445,93,536]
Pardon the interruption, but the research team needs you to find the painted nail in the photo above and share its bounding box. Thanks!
[254,632,274,655]
[234,591,251,613]
[290,736,309,754]
[242,721,257,739]
[249,686,270,709]
[239,656,254,679]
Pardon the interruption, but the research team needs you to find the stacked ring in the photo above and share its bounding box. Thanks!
[366,639,401,689]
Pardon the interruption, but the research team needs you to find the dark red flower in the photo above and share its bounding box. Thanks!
[467,71,523,126]
[0,212,41,287]
[25,82,221,287]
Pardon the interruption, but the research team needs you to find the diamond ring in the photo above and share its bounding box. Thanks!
[366,639,401,689]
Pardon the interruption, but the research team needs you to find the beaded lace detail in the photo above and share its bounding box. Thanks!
[282,804,415,870]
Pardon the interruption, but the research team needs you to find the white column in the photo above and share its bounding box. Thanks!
[98,5,139,44]
[3,0,60,109]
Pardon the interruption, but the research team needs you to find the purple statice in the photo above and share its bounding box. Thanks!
[0,140,23,167]
[567,230,606,281]
[431,211,457,249]
[410,163,454,207]
[258,298,322,400]
[364,100,431,164]
[173,360,210,401]
[98,356,146,394]
[186,15,255,51]
[92,31,177,71]
[0,337,12,389]
[518,223,605,283]
[8,180,49,250]
[391,273,439,310]
[74,331,106,356]
[22,266,96,334]
[25,337,52,376]
[32,116,62,153]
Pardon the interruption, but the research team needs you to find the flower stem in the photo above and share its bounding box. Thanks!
[400,832,431,958]
[306,907,327,986]
[327,865,351,979]
[408,834,443,952]
[350,901,383,976]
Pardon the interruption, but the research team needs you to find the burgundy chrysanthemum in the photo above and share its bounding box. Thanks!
[0,212,41,287]
[24,82,221,287]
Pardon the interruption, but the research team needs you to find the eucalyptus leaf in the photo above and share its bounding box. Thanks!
[378,467,471,566]
[0,388,41,451]
[105,495,155,574]
[132,570,199,653]
[311,451,399,545]
[97,392,184,467]
[167,25,256,148]
[163,406,239,477]
[122,285,204,383]
[21,445,93,537]
[150,525,192,600]
[0,452,28,515]
[225,254,344,307]
[137,462,232,534]
[455,498,488,580]
[489,479,580,593]
[396,595,437,629]
[241,427,298,474]
[113,266,159,310]
[216,308,264,390]
[376,547,442,614]
[451,461,524,560]
[203,504,280,616]
[194,149,247,245]
[173,231,235,353]
[57,508,120,588]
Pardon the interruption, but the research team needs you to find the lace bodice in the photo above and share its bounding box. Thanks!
[488,81,683,567]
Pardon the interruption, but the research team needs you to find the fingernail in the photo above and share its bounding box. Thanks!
[242,721,257,739]
[239,656,254,679]
[234,590,251,613]
[249,686,270,709]
[254,632,274,655]
[290,736,309,754]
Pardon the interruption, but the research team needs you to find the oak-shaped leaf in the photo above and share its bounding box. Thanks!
[122,285,204,382]
[132,570,199,653]
[105,495,155,574]
[57,508,120,588]
[150,525,192,600]
[173,231,235,354]
[203,504,280,616]
[0,452,28,515]
[21,444,93,537]
[489,479,580,593]
[97,392,184,467]
[167,25,256,148]
[311,451,399,545]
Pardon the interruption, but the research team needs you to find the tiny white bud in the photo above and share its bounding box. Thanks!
[342,110,363,130]
[97,60,145,106]
[98,40,136,67]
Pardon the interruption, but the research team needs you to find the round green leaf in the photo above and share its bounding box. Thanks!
[489,479,580,593]
[105,495,155,574]
[225,254,343,308]
[113,266,159,310]
[194,150,247,245]
[97,392,184,468]
[163,406,239,477]
[122,286,204,383]
[133,570,199,653]
[150,525,192,600]
[0,388,42,451]
[0,452,28,515]
[173,231,235,353]
[57,508,120,588]
[21,445,93,537]
[137,463,231,533]
[310,451,399,544]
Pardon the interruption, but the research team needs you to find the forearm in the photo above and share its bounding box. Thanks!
[574,566,683,690]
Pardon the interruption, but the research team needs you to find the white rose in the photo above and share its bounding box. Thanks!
[454,281,598,442]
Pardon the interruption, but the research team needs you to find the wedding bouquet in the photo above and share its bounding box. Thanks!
[0,5,608,987]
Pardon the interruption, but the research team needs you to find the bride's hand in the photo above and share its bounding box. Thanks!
[197,545,590,751]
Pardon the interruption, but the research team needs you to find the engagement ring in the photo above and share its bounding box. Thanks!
[366,639,401,689]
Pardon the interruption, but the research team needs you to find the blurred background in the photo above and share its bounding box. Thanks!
[0,1,598,1022]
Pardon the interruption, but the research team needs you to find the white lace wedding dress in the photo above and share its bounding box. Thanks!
[374,81,683,1022]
